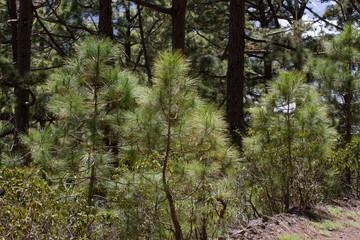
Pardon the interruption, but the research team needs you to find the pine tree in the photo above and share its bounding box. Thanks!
[23,37,138,207]
[244,71,335,213]
[305,24,360,186]
[122,51,238,239]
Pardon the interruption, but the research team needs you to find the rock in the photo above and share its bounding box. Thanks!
[262,216,270,222]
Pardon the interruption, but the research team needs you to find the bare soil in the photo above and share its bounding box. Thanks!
[217,199,360,240]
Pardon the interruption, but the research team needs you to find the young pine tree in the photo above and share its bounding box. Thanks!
[244,71,336,214]
[23,37,138,207]
[305,24,360,186]
[122,51,238,239]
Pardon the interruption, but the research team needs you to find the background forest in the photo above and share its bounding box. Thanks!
[1,0,360,239]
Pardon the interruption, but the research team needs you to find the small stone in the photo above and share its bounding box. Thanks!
[262,216,270,222]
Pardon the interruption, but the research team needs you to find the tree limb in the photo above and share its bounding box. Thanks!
[128,0,174,15]
[33,9,66,57]
[245,35,298,51]
[0,129,14,138]
[305,6,343,30]
[349,0,360,14]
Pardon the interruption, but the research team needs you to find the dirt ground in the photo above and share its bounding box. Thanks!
[217,199,360,240]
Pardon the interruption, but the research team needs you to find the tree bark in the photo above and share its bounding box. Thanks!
[138,6,152,83]
[6,0,17,63]
[344,91,352,185]
[129,0,187,52]
[172,0,187,51]
[226,0,246,146]
[14,0,33,151]
[163,119,183,240]
[99,0,113,38]
[125,4,132,66]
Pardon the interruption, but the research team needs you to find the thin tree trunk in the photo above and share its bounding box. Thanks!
[226,0,245,147]
[138,6,152,83]
[14,0,33,153]
[344,91,352,185]
[285,97,292,210]
[99,0,113,38]
[163,119,183,240]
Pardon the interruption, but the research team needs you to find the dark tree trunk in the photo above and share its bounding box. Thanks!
[258,0,272,85]
[172,0,187,51]
[99,0,113,38]
[138,6,152,83]
[14,0,33,152]
[129,0,187,52]
[6,0,17,63]
[226,0,245,147]
[264,53,272,82]
[125,4,132,66]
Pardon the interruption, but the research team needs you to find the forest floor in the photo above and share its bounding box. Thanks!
[218,199,360,240]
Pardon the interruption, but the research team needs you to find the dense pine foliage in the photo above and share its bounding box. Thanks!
[1,1,360,239]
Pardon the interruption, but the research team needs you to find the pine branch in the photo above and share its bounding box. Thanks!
[305,6,343,31]
[33,9,66,58]
[128,0,174,15]
[245,35,298,52]
[0,129,13,138]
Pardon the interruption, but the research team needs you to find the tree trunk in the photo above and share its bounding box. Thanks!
[226,0,245,147]
[6,0,17,63]
[172,0,187,51]
[129,0,187,52]
[163,120,183,240]
[14,0,33,152]
[125,4,132,66]
[138,6,152,83]
[344,91,352,185]
[99,0,113,38]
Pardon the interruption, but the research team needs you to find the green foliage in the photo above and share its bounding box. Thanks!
[121,51,238,238]
[305,24,360,138]
[331,137,360,197]
[0,167,90,239]
[244,71,336,214]
[23,37,139,205]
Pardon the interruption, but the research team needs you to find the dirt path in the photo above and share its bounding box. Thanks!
[218,199,360,240]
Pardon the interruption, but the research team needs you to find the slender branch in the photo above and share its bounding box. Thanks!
[44,0,76,40]
[305,6,342,30]
[0,129,14,138]
[265,0,280,28]
[349,0,360,13]
[33,9,66,58]
[138,5,152,83]
[128,0,174,15]
[31,64,64,71]
[245,35,298,51]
